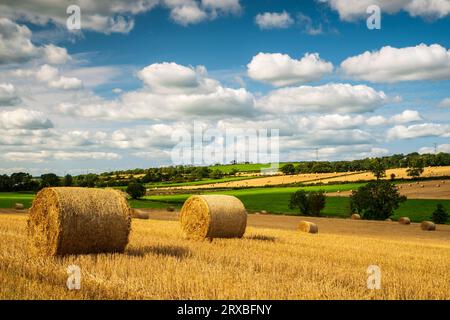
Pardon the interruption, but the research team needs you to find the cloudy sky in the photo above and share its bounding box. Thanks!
[1,0,450,175]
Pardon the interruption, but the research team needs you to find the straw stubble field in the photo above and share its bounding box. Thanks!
[1,213,449,300]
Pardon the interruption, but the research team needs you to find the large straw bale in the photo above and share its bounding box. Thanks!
[27,187,131,256]
[179,195,247,240]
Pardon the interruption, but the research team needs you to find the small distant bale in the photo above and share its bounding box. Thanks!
[337,190,341,193]
[131,209,149,220]
[254,212,261,215]
[436,184,440,188]
[179,195,247,240]
[27,187,131,256]
[385,218,392,221]
[298,221,318,234]
[399,217,411,225]
[260,210,268,214]
[14,203,24,210]
[420,221,436,231]
[167,206,175,212]
[420,185,425,188]
[351,214,361,220]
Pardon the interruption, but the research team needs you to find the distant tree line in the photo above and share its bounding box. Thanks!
[2,152,450,192]
[0,166,226,192]
[280,152,450,175]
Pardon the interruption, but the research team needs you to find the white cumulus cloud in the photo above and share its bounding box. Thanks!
[321,0,450,21]
[340,44,450,83]
[0,83,20,106]
[247,53,333,86]
[387,123,450,139]
[0,108,53,130]
[255,11,294,29]
[257,83,390,114]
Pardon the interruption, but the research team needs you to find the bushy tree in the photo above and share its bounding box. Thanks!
[406,158,424,178]
[289,190,326,216]
[62,174,73,186]
[350,181,406,220]
[432,204,449,224]
[40,173,60,188]
[209,169,223,179]
[281,164,295,175]
[369,158,386,180]
[126,182,146,199]
[10,172,38,191]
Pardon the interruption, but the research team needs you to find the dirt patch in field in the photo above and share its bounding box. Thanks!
[327,179,450,199]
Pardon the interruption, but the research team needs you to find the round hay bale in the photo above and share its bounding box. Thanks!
[167,206,175,212]
[27,187,131,256]
[436,184,440,188]
[398,217,411,225]
[351,213,361,220]
[420,185,425,188]
[420,221,436,231]
[131,209,149,220]
[260,210,268,214]
[385,218,392,221]
[298,221,318,234]
[179,195,247,240]
[14,203,24,210]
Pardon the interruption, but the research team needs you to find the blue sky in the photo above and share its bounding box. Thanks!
[0,0,450,175]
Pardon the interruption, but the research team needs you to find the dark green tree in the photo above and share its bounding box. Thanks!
[431,204,449,224]
[280,164,296,175]
[350,181,406,220]
[209,169,224,179]
[62,174,73,186]
[406,158,425,178]
[369,158,386,180]
[40,173,60,188]
[126,182,146,199]
[289,190,326,216]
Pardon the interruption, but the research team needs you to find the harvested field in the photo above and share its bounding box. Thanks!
[0,212,449,299]
[162,166,450,190]
[328,179,450,199]
[320,167,450,184]
[165,172,362,190]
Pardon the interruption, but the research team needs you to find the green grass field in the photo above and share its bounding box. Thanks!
[135,184,450,222]
[0,193,35,209]
[2,184,449,223]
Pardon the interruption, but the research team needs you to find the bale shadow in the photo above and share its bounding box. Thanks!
[246,234,276,242]
[126,244,191,259]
